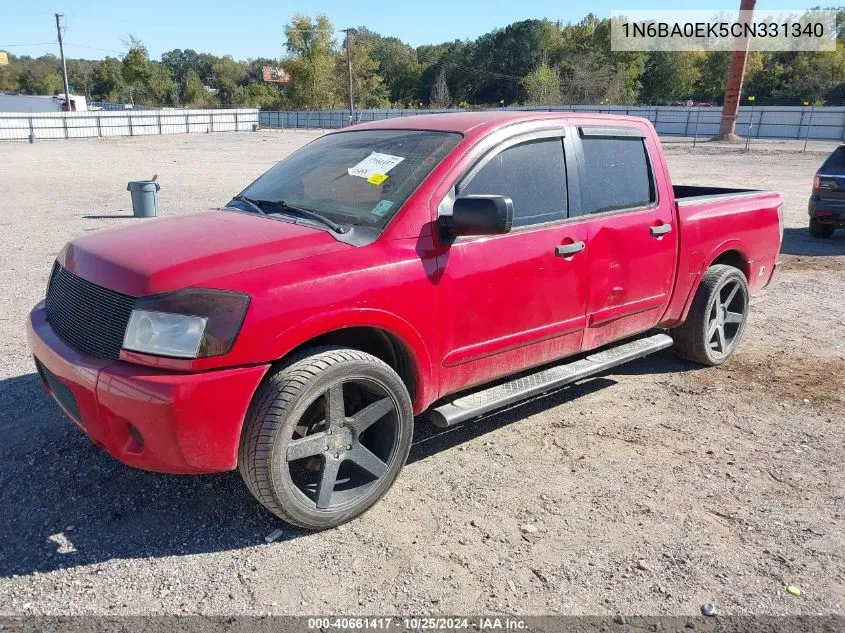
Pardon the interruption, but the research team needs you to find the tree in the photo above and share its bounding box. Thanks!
[337,37,389,109]
[358,29,421,104]
[430,69,452,108]
[161,49,218,85]
[92,57,125,102]
[0,53,20,91]
[181,69,206,105]
[640,52,702,103]
[17,55,63,95]
[122,44,152,104]
[67,59,97,98]
[523,64,561,104]
[283,13,339,108]
[469,19,562,103]
[211,56,247,106]
[417,41,473,105]
[146,63,175,105]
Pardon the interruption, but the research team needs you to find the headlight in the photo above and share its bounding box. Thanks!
[122,289,249,359]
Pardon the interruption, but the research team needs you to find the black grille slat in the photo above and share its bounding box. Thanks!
[37,360,82,421]
[45,265,137,360]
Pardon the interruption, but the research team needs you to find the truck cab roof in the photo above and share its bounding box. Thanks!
[348,111,650,137]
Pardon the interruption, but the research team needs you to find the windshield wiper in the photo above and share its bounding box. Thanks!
[225,196,348,234]
[271,200,349,234]
[226,195,267,215]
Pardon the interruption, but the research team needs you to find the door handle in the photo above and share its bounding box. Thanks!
[649,224,672,237]
[555,241,586,257]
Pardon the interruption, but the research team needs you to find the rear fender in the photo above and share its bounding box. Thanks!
[668,240,750,326]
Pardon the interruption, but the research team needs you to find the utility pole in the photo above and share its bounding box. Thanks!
[716,0,757,140]
[55,13,72,111]
[342,28,357,125]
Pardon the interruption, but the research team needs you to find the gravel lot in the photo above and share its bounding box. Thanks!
[0,130,843,616]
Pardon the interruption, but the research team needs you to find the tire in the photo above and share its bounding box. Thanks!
[809,218,835,238]
[238,346,413,530]
[672,264,749,367]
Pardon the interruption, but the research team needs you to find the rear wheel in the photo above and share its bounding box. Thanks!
[238,347,413,530]
[673,264,749,366]
[809,218,835,238]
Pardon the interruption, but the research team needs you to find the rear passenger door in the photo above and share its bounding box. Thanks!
[571,126,677,351]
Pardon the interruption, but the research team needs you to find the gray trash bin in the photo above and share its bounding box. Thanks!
[127,179,160,217]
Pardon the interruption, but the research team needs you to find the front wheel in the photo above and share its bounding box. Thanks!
[238,347,413,530]
[809,218,836,238]
[672,264,749,366]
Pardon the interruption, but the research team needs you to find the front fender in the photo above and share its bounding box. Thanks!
[259,308,437,414]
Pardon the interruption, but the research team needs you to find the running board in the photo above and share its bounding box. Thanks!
[430,333,673,428]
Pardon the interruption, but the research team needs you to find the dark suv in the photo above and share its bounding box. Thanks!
[809,144,845,238]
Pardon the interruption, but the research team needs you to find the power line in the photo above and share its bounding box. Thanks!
[64,43,125,54]
[0,42,56,48]
[431,59,523,82]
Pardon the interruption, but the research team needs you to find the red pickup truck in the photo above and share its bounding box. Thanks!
[27,112,783,529]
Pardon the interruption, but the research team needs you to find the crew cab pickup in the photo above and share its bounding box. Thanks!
[27,112,783,529]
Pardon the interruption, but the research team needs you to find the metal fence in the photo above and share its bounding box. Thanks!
[0,108,260,141]
[260,105,845,142]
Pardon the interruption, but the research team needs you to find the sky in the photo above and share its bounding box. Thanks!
[1,0,822,62]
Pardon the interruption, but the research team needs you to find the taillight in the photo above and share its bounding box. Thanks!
[813,172,820,192]
[777,203,784,244]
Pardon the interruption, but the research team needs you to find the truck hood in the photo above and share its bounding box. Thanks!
[59,210,351,296]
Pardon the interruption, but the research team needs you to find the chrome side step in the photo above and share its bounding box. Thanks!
[430,333,673,428]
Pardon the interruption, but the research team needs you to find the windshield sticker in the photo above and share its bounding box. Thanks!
[367,173,389,186]
[348,152,405,179]
[371,200,394,217]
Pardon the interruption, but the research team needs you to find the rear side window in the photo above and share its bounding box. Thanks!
[821,147,845,173]
[579,137,655,214]
[458,138,567,227]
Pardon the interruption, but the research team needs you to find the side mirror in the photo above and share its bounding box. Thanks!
[441,195,514,237]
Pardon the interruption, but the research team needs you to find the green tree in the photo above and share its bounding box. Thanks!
[640,51,702,103]
[469,19,562,103]
[161,48,219,85]
[211,56,247,106]
[92,57,125,102]
[338,37,389,109]
[122,44,152,104]
[0,53,20,91]
[523,63,562,104]
[180,68,206,105]
[357,29,421,104]
[283,13,339,108]
[146,63,175,105]
[17,55,63,95]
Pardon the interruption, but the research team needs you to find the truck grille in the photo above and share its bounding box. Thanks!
[45,264,137,361]
[36,359,81,422]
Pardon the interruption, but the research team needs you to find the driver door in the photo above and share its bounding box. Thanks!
[435,131,590,396]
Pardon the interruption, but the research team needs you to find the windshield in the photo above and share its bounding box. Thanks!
[235,129,462,229]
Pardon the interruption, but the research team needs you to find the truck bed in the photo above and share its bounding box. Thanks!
[673,185,765,206]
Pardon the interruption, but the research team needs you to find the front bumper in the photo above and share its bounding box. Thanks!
[27,303,269,474]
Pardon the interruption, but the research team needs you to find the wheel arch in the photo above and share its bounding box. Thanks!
[261,311,435,414]
[709,248,751,280]
[676,243,751,324]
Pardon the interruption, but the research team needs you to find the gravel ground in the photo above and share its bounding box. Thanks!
[0,130,843,616]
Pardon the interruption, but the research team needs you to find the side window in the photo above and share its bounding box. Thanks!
[458,138,567,227]
[579,137,655,214]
